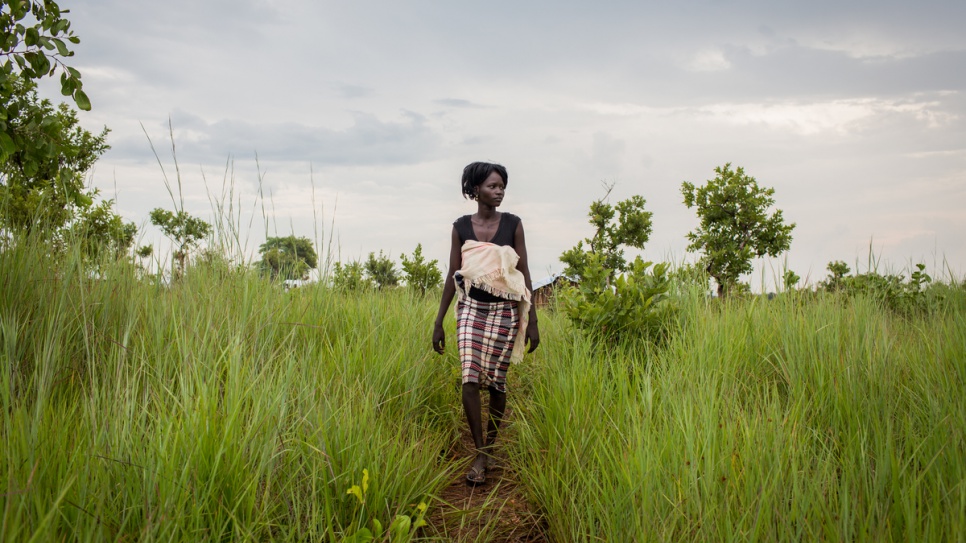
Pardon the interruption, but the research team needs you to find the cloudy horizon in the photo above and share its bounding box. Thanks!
[41,0,965,289]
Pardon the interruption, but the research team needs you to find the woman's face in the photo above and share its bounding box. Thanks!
[476,172,505,207]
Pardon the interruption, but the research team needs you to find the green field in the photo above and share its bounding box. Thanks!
[2,238,964,542]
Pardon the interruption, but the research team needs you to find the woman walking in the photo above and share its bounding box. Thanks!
[433,161,540,485]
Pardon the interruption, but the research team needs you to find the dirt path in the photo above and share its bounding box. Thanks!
[426,408,548,542]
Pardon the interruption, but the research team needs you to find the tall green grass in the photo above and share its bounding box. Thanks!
[512,287,966,541]
[1,237,460,541]
[5,228,965,541]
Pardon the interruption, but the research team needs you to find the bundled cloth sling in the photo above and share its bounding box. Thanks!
[455,240,532,363]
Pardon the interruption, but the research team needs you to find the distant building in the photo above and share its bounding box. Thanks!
[531,273,578,309]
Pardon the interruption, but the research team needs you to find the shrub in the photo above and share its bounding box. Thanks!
[560,253,676,348]
[820,261,938,315]
[332,260,371,291]
[399,243,441,295]
[364,250,399,290]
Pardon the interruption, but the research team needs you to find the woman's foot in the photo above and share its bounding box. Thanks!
[465,452,488,486]
[482,443,497,470]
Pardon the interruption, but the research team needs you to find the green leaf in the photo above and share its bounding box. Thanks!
[73,89,91,111]
[0,132,16,158]
[59,73,76,96]
[24,159,39,177]
[389,515,412,541]
[346,485,363,504]
[354,528,374,543]
[25,27,40,46]
[52,37,70,56]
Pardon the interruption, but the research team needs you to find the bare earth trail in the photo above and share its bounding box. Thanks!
[427,408,548,542]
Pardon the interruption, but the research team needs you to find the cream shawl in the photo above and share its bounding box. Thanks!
[455,240,532,363]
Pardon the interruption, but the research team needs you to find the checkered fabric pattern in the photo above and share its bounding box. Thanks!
[456,296,520,393]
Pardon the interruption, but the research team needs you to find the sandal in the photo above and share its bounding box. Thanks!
[465,464,486,486]
[483,443,496,471]
[485,451,497,471]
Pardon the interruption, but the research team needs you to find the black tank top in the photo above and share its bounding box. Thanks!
[454,213,521,301]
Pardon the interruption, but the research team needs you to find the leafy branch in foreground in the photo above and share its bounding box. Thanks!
[1,0,89,111]
[0,76,107,230]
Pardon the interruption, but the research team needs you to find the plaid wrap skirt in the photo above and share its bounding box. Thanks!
[456,296,520,393]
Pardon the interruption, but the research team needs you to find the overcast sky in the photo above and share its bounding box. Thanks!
[51,0,966,288]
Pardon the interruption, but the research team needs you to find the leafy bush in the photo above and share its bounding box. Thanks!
[820,261,938,315]
[364,250,399,290]
[399,243,441,295]
[560,253,676,347]
[669,261,711,294]
[332,260,371,291]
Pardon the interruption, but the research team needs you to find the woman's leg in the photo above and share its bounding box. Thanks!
[486,386,506,448]
[462,382,487,480]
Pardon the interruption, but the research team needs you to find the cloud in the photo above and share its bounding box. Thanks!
[110,109,444,168]
[335,84,373,99]
[696,95,957,135]
[433,98,486,108]
[685,49,732,72]
[591,132,626,176]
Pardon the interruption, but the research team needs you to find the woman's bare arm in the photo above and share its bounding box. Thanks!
[433,227,462,354]
[514,220,540,353]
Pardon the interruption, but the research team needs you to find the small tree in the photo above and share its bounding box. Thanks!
[782,269,801,292]
[559,184,653,281]
[149,208,211,279]
[258,235,317,281]
[681,163,795,297]
[332,260,370,291]
[820,261,851,292]
[365,250,399,289]
[400,243,441,295]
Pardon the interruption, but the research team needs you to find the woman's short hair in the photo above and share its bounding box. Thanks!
[461,162,508,199]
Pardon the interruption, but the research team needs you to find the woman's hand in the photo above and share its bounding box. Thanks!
[525,320,540,353]
[432,322,446,354]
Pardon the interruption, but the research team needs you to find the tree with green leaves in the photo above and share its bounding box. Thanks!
[364,250,399,289]
[0,76,108,233]
[559,184,653,282]
[73,197,136,262]
[400,243,441,295]
[258,235,317,281]
[681,163,795,297]
[149,208,211,279]
[1,0,88,114]
[1,3,130,261]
